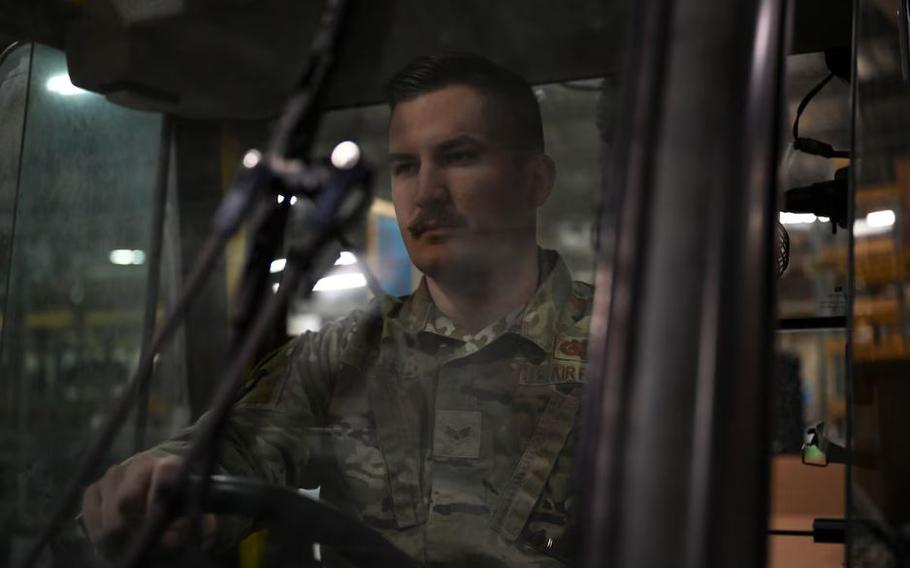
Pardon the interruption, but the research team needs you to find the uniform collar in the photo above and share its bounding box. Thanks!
[387,248,573,355]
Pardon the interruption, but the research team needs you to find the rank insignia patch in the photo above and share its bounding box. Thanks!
[433,409,482,459]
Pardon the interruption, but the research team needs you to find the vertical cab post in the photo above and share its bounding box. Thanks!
[580,0,791,567]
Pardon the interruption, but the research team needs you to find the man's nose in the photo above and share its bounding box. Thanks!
[415,163,450,207]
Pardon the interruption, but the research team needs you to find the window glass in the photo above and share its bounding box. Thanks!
[773,53,851,452]
[0,43,29,341]
[775,329,846,445]
[850,0,910,562]
[149,78,604,564]
[769,51,851,567]
[238,72,606,565]
[287,78,605,329]
[774,51,851,443]
[4,10,617,568]
[0,44,164,562]
[778,52,851,320]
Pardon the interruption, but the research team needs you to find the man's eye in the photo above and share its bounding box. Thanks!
[444,150,477,164]
[392,162,417,176]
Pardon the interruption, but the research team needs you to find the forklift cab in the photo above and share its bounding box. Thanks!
[0,0,905,566]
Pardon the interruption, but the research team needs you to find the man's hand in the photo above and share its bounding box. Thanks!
[81,451,216,558]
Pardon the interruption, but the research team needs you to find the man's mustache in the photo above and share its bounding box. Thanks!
[407,209,468,237]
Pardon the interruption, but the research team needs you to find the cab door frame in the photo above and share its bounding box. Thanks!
[580,0,792,566]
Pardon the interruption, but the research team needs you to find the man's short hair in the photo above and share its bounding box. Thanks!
[386,53,545,152]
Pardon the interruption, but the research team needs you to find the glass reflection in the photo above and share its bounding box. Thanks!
[769,50,852,568]
[201,68,606,565]
[0,42,609,566]
[852,0,910,563]
[0,44,163,565]
[779,52,851,320]
[290,79,605,331]
[0,43,30,343]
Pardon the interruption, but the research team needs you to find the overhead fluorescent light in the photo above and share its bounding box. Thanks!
[335,251,357,266]
[313,272,367,292]
[854,209,896,237]
[331,141,361,170]
[779,212,817,225]
[109,249,145,265]
[242,150,261,168]
[270,258,287,273]
[271,252,357,275]
[287,313,322,335]
[866,209,896,228]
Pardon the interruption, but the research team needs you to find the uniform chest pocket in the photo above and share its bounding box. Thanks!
[326,417,389,492]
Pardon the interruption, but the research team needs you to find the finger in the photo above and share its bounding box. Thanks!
[158,516,197,548]
[147,456,183,512]
[160,517,189,549]
[201,514,217,549]
[81,482,103,541]
[158,514,218,550]
[99,465,127,540]
[114,456,157,518]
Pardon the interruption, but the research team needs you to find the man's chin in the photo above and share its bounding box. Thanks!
[411,253,449,280]
[410,245,470,281]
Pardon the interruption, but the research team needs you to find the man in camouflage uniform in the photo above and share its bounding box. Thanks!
[82,53,592,567]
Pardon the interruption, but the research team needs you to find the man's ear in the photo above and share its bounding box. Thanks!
[526,153,556,208]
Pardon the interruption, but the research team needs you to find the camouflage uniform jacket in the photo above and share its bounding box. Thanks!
[156,248,592,567]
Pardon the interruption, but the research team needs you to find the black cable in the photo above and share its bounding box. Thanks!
[117,160,372,568]
[19,231,231,568]
[268,0,350,160]
[19,151,271,568]
[767,529,813,537]
[22,1,353,563]
[185,0,353,555]
[117,255,305,568]
[228,195,291,357]
[0,42,31,410]
[134,117,172,452]
[791,71,850,159]
[226,0,352,386]
[792,72,833,140]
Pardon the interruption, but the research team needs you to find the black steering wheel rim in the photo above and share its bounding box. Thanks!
[188,475,416,567]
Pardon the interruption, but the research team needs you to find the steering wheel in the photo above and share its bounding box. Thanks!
[184,475,417,567]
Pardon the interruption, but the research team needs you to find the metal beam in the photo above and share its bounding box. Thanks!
[581,0,789,566]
